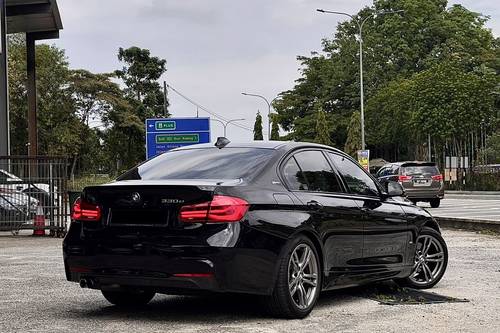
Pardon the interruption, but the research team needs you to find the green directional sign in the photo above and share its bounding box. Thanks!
[155,121,176,131]
[155,134,200,144]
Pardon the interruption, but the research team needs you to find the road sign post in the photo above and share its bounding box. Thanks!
[145,117,210,159]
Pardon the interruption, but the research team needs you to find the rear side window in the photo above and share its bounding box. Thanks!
[328,153,379,197]
[118,148,275,180]
[402,165,439,176]
[290,150,343,193]
[282,157,308,191]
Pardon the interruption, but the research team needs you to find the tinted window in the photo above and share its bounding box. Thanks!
[293,151,343,193]
[282,157,308,191]
[328,153,379,197]
[118,148,275,180]
[402,165,439,176]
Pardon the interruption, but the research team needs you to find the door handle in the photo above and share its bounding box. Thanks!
[307,200,323,210]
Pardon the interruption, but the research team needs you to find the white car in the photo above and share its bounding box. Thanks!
[0,169,52,194]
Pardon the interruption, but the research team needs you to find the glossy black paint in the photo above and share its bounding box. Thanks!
[63,142,440,296]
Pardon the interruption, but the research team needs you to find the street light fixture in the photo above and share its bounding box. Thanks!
[210,118,245,137]
[241,92,279,140]
[316,8,404,150]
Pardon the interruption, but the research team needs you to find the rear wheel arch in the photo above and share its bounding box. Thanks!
[290,230,325,278]
[422,219,441,234]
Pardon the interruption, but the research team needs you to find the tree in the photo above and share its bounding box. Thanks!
[115,46,168,118]
[344,112,361,157]
[270,114,280,140]
[273,0,499,161]
[7,36,81,157]
[68,69,128,176]
[314,108,333,146]
[253,111,264,140]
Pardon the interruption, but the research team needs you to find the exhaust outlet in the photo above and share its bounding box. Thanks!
[79,278,95,289]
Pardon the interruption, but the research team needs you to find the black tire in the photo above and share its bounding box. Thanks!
[101,289,155,307]
[397,227,448,289]
[265,235,322,319]
[430,199,440,208]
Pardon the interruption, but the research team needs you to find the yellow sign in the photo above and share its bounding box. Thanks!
[357,150,370,171]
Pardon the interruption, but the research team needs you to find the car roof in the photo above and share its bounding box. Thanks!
[173,141,345,153]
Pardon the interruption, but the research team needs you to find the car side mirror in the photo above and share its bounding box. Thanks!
[383,181,405,198]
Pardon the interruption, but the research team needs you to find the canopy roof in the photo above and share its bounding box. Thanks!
[6,0,62,39]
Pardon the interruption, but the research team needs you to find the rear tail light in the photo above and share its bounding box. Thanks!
[398,175,413,182]
[432,174,443,181]
[71,197,101,221]
[179,195,249,223]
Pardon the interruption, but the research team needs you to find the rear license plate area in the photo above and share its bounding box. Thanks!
[413,179,430,187]
[108,208,170,227]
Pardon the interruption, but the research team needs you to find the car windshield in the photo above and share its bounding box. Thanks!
[402,165,439,176]
[118,147,276,181]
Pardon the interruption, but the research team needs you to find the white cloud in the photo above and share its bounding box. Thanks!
[53,0,499,141]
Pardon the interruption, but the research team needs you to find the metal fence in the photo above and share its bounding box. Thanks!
[0,156,68,236]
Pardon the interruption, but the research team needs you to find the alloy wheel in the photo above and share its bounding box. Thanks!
[409,234,446,286]
[288,243,319,309]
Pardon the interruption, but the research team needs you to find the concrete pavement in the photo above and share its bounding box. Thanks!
[0,229,499,332]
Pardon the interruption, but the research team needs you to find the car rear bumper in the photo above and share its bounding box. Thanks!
[63,223,283,296]
[405,187,444,199]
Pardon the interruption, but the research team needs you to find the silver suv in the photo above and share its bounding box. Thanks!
[376,162,444,208]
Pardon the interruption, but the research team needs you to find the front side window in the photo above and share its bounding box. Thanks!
[291,150,343,193]
[328,153,380,197]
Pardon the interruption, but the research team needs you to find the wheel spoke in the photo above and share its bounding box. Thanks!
[422,263,432,282]
[302,273,317,287]
[423,237,433,256]
[298,283,307,307]
[426,252,443,259]
[289,278,299,295]
[292,252,300,269]
[301,247,311,268]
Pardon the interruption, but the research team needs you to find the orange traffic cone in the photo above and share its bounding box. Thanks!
[33,205,45,236]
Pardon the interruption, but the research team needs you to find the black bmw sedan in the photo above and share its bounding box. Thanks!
[63,140,448,318]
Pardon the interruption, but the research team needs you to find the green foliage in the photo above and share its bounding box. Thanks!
[274,0,499,161]
[314,108,333,146]
[115,46,168,118]
[408,62,496,139]
[344,111,362,157]
[270,114,280,140]
[485,132,500,163]
[253,111,264,140]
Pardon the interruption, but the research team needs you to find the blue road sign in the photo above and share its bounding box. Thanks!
[146,117,210,159]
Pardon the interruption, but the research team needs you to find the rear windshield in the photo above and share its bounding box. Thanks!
[118,148,276,181]
[401,165,439,176]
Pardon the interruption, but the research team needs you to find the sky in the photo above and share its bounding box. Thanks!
[52,0,499,141]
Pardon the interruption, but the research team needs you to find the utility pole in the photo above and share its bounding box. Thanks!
[317,8,404,150]
[163,81,168,117]
[0,0,9,156]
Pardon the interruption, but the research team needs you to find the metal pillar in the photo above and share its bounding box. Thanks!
[27,32,37,156]
[0,0,9,156]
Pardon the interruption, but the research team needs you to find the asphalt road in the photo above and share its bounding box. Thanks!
[0,229,499,333]
[418,197,500,222]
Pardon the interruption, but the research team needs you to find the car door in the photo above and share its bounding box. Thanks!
[327,152,411,276]
[281,150,364,288]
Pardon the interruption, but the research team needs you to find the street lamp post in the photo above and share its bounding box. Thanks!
[241,92,279,141]
[211,118,245,137]
[317,8,403,150]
